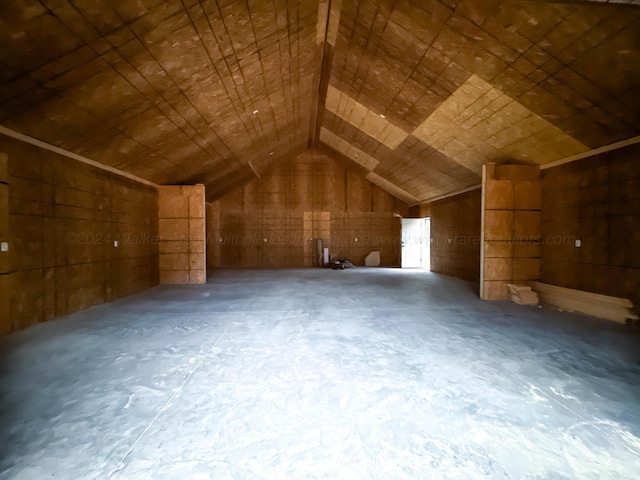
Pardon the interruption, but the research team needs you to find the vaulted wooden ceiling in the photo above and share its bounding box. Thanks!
[1,0,639,203]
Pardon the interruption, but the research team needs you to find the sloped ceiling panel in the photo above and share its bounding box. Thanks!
[1,0,640,204]
[323,0,640,202]
[0,0,321,201]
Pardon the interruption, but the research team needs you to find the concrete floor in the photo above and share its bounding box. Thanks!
[1,269,639,479]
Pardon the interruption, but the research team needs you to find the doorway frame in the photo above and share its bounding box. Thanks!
[401,217,430,269]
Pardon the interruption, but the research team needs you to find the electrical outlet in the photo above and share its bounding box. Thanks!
[575,239,581,248]
[1,242,8,252]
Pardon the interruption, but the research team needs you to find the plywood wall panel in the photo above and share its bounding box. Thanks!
[158,185,205,284]
[541,143,640,314]
[206,150,405,268]
[422,189,482,283]
[481,163,541,300]
[1,134,159,334]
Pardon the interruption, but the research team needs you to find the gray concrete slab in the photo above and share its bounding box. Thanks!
[1,268,639,479]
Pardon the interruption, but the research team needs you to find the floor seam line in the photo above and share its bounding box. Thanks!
[107,326,229,478]
[531,383,589,423]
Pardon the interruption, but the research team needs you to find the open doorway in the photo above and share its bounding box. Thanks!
[401,218,430,269]
[421,217,431,270]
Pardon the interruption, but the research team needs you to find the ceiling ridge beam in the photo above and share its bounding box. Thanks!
[308,0,342,149]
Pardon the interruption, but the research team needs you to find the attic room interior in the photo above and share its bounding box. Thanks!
[1,0,639,477]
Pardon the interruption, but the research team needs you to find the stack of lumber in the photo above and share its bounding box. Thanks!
[531,282,639,324]
[507,284,539,306]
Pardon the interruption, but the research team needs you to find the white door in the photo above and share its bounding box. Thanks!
[401,218,422,268]
[421,218,431,270]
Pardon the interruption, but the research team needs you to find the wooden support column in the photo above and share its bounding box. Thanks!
[158,185,206,284]
[480,163,541,300]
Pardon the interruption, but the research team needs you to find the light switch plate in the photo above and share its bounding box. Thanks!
[1,242,8,252]
[575,239,581,247]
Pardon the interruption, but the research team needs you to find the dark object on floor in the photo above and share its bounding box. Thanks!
[330,259,354,269]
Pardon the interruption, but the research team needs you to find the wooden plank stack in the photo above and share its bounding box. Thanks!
[531,282,639,325]
[507,284,539,306]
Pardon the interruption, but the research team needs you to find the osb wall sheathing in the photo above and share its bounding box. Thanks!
[541,144,640,313]
[0,153,9,333]
[1,135,158,334]
[427,190,482,283]
[206,150,407,268]
[158,185,205,284]
[481,164,541,301]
